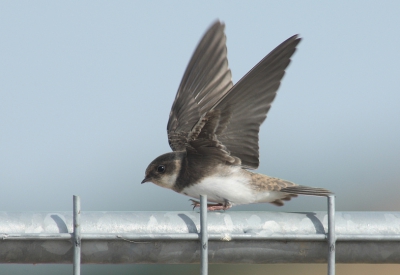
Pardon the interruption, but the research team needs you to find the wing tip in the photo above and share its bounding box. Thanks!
[209,19,226,32]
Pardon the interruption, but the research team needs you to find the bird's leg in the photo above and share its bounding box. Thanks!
[190,199,232,211]
[190,199,219,210]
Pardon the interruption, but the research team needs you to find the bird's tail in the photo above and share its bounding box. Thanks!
[281,185,333,197]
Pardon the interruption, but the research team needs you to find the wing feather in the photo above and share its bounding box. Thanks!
[211,35,301,169]
[167,21,233,151]
[167,23,301,170]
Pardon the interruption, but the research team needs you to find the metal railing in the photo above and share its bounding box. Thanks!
[2,195,400,275]
[198,195,336,275]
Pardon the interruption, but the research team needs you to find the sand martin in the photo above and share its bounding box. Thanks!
[142,21,332,210]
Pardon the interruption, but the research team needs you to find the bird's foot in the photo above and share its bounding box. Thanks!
[190,199,232,211]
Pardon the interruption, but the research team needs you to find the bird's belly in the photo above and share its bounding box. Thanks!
[180,174,280,205]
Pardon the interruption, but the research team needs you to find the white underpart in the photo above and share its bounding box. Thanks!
[181,166,286,206]
[158,173,177,189]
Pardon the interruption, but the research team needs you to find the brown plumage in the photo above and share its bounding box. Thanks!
[142,21,332,210]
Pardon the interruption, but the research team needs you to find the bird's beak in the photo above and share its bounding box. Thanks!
[141,178,149,184]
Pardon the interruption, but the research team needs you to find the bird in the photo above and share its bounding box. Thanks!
[141,21,332,211]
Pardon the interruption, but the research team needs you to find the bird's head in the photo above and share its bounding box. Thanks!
[141,152,184,190]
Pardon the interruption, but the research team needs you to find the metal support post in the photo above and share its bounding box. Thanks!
[327,195,336,275]
[73,195,81,275]
[200,195,208,275]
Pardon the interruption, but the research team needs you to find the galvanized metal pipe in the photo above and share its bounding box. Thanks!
[3,232,400,241]
[1,211,400,264]
[200,195,208,275]
[73,196,81,275]
[327,195,336,275]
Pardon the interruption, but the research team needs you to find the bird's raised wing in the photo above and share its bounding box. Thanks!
[167,21,233,151]
[213,35,301,169]
[187,35,301,169]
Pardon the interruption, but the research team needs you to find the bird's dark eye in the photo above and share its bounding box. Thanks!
[157,165,166,173]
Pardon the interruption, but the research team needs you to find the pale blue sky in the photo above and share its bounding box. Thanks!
[1,1,400,274]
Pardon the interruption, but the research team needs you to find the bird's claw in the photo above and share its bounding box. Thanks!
[189,199,232,211]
